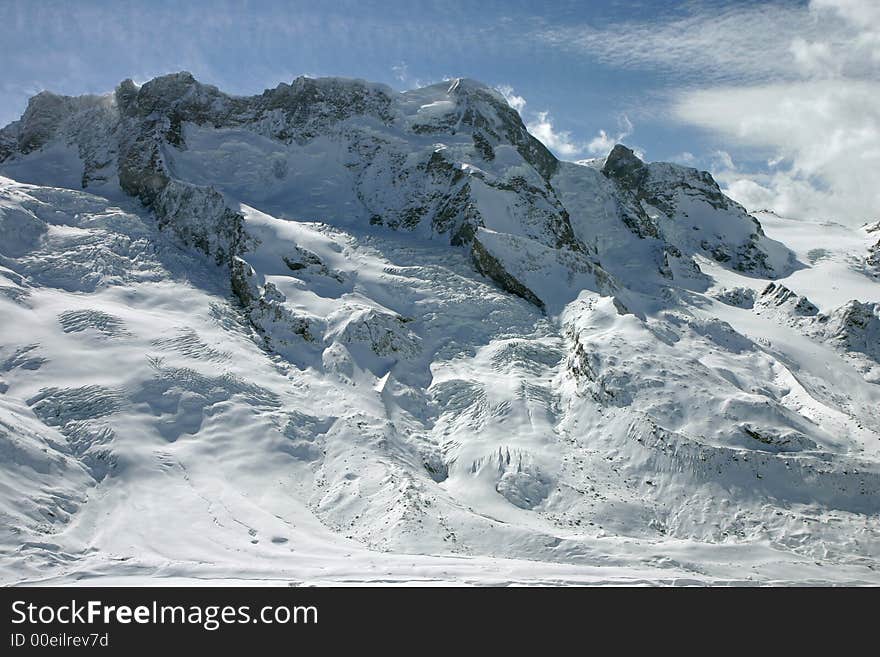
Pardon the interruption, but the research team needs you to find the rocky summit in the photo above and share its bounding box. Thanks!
[0,73,878,585]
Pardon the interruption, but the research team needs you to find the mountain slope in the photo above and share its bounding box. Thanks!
[0,74,878,585]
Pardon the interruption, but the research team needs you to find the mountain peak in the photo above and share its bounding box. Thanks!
[601,143,647,186]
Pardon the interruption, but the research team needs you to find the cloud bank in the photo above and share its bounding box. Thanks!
[675,80,880,223]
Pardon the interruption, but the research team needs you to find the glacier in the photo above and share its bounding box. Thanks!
[0,73,878,585]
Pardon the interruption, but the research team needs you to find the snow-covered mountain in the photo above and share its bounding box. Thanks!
[1,73,878,585]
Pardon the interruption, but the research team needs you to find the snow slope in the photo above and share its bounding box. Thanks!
[0,74,878,585]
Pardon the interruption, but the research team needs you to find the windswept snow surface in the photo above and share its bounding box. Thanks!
[0,75,879,586]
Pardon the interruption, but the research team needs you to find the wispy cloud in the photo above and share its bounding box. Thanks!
[534,1,877,84]
[536,5,798,83]
[392,62,409,83]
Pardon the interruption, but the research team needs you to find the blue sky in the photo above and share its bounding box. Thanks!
[1,0,878,224]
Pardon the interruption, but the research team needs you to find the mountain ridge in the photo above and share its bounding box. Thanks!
[0,73,796,312]
[0,73,878,585]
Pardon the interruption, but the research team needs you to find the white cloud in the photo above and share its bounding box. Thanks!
[813,0,880,34]
[790,38,840,77]
[496,84,526,113]
[541,0,880,224]
[671,152,696,166]
[499,83,640,160]
[526,111,582,158]
[710,150,735,172]
[585,130,615,156]
[675,80,880,223]
[391,62,409,83]
[497,85,584,158]
[586,115,634,156]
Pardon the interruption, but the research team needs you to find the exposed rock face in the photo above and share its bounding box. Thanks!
[755,282,819,319]
[599,144,791,278]
[153,181,246,267]
[17,92,78,154]
[331,307,421,361]
[116,72,396,147]
[750,282,880,383]
[712,286,757,309]
[0,91,118,188]
[0,121,18,163]
[813,301,880,380]
[602,144,649,190]
[740,424,818,453]
[601,145,660,239]
[471,235,546,311]
[868,239,880,276]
